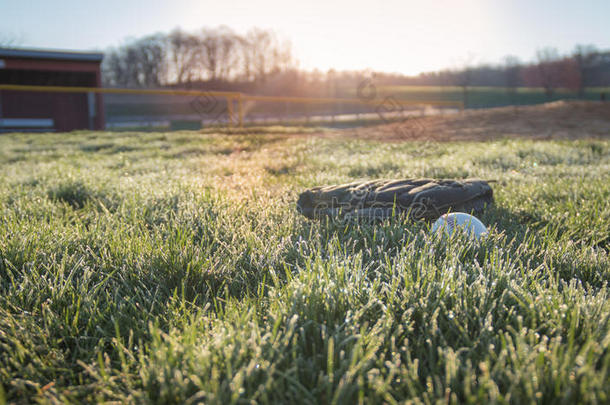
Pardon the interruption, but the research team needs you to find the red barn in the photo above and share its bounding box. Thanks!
[0,47,105,132]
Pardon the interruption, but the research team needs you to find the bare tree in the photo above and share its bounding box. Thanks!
[535,47,562,98]
[217,27,241,81]
[572,44,598,98]
[503,55,521,104]
[167,28,201,85]
[101,51,127,87]
[241,29,294,83]
[453,55,475,108]
[245,28,274,82]
[237,35,254,82]
[199,27,228,81]
[102,35,166,87]
[101,26,296,88]
[134,34,166,87]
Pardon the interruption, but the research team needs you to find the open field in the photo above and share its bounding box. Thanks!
[346,100,610,142]
[374,86,610,109]
[1,103,610,403]
[103,87,609,130]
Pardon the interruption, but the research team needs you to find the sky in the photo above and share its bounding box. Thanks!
[1,0,609,75]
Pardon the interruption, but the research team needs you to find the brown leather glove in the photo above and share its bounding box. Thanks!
[297,178,494,221]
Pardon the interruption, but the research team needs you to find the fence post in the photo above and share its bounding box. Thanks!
[87,92,96,130]
[237,94,244,128]
[227,96,233,127]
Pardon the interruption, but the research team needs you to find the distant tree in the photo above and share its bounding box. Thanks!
[535,47,562,98]
[241,28,294,83]
[326,69,337,97]
[217,27,240,81]
[572,44,599,98]
[559,57,581,93]
[237,35,254,82]
[101,51,126,87]
[134,34,166,87]
[503,55,521,104]
[453,55,475,108]
[101,25,298,89]
[273,38,295,75]
[437,69,452,92]
[243,29,273,83]
[167,28,201,84]
[199,26,239,81]
[103,35,166,87]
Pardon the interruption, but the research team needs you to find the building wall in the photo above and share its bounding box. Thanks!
[0,56,105,131]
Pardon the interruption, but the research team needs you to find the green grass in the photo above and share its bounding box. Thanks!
[0,129,609,403]
[372,86,610,109]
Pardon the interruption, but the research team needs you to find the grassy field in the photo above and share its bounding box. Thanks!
[374,86,610,109]
[0,128,609,403]
[104,87,610,128]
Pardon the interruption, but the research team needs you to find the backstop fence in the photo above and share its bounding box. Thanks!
[0,84,463,132]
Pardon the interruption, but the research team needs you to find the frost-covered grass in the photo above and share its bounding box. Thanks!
[0,130,609,403]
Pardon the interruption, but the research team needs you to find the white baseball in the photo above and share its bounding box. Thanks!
[431,212,488,240]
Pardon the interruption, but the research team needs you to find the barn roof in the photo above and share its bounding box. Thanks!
[0,47,103,62]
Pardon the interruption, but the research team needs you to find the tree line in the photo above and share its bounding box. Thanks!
[102,26,295,88]
[101,28,609,104]
[402,45,610,99]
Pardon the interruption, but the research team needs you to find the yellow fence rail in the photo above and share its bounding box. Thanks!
[0,84,463,128]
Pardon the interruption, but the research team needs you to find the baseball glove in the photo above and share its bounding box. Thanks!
[297,178,494,221]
